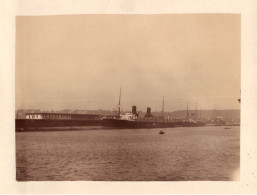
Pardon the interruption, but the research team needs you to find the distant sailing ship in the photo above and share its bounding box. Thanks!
[103,88,205,129]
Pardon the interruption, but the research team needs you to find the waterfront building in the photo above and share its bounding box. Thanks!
[25,113,100,120]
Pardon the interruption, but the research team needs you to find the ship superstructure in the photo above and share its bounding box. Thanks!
[103,89,205,129]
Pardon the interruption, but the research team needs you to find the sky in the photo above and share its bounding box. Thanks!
[16,14,241,112]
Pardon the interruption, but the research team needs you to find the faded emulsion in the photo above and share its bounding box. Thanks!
[15,14,241,181]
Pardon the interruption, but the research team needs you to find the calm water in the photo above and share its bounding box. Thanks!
[16,126,240,181]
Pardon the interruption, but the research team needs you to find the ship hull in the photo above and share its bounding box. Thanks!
[103,119,205,129]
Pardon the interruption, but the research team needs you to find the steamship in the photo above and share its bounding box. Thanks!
[103,89,205,129]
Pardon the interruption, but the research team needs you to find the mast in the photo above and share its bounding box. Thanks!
[200,108,202,121]
[195,103,198,121]
[118,87,121,116]
[162,96,165,118]
[187,102,189,121]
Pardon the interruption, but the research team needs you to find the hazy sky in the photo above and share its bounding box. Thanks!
[16,14,240,112]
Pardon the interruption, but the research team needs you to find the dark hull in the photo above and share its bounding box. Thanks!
[103,119,205,129]
[16,119,103,131]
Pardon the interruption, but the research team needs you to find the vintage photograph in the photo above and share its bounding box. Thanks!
[15,14,240,181]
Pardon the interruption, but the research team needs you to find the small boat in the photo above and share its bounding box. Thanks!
[224,127,231,129]
[159,130,165,134]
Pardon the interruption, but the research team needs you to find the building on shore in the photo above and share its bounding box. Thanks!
[25,113,101,120]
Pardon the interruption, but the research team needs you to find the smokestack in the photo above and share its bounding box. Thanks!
[147,107,151,116]
[132,106,137,114]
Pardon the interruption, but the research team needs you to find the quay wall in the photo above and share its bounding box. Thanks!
[16,119,103,131]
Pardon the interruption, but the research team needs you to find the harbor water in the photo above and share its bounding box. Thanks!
[16,126,240,181]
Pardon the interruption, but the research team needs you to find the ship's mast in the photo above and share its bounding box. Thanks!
[195,102,198,121]
[187,102,189,121]
[118,87,121,116]
[200,106,201,121]
[162,96,165,118]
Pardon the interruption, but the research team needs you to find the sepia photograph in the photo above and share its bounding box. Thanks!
[15,14,241,181]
